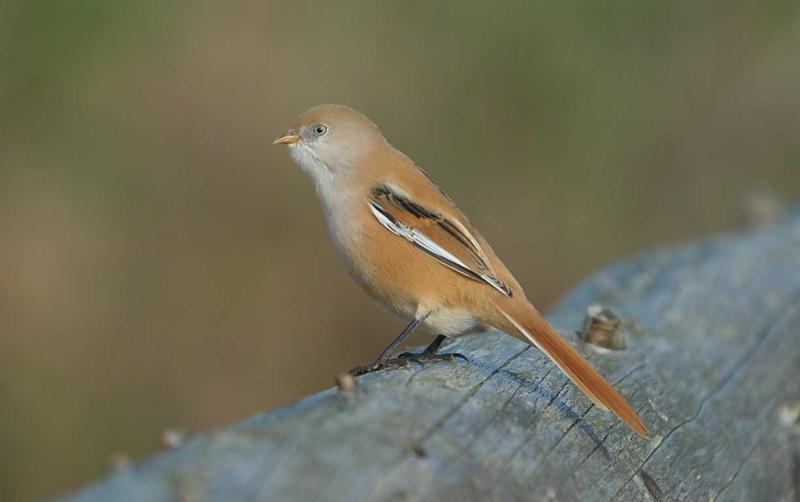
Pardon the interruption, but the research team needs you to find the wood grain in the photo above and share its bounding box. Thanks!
[62,212,800,502]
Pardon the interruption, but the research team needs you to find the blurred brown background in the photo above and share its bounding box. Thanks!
[1,1,799,500]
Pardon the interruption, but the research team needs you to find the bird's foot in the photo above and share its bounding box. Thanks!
[348,357,415,377]
[348,335,468,377]
[397,334,469,366]
[396,349,469,366]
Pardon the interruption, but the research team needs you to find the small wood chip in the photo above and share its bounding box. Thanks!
[581,304,626,350]
[335,373,356,391]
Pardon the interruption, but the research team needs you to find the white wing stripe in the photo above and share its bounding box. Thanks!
[369,202,404,236]
[370,202,511,296]
[370,202,473,271]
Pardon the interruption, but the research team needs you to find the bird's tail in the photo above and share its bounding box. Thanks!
[495,300,650,437]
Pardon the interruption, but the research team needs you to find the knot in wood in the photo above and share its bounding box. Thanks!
[581,304,626,350]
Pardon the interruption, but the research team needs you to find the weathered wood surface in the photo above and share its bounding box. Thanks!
[63,214,800,502]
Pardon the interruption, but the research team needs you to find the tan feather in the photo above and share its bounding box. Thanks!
[497,301,651,437]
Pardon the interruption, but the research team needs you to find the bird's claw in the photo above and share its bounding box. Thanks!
[348,357,414,376]
[348,349,468,377]
[397,350,469,366]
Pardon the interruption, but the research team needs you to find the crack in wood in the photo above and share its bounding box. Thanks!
[521,364,646,491]
[609,296,800,501]
[571,424,615,484]
[639,469,664,501]
[365,345,531,499]
[402,345,530,456]
[446,357,551,467]
[484,378,573,496]
[709,433,769,501]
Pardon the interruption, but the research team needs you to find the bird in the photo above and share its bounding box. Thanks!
[273,104,650,437]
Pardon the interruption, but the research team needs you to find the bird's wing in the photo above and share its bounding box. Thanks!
[368,183,512,297]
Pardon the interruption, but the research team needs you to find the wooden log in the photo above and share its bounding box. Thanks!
[62,213,800,501]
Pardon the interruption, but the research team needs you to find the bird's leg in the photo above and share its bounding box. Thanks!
[349,315,427,376]
[397,335,469,365]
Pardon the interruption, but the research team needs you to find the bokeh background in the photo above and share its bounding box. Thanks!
[1,1,799,500]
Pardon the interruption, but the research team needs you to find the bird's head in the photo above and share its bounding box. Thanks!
[274,104,386,181]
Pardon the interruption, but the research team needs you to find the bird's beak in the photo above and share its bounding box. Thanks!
[273,133,299,145]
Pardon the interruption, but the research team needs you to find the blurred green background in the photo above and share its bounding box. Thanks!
[1,1,799,500]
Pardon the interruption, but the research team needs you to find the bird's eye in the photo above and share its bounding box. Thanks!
[313,124,328,136]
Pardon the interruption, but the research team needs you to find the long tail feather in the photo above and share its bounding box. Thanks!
[498,302,650,437]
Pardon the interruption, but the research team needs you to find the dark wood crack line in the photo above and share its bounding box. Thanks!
[484,378,574,496]
[608,297,800,501]
[406,345,532,453]
[521,364,646,489]
[446,357,551,468]
[709,433,769,501]
[363,345,531,499]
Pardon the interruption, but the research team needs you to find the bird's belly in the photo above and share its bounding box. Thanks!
[422,307,479,336]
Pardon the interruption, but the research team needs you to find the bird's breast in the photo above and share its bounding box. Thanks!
[316,185,376,281]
